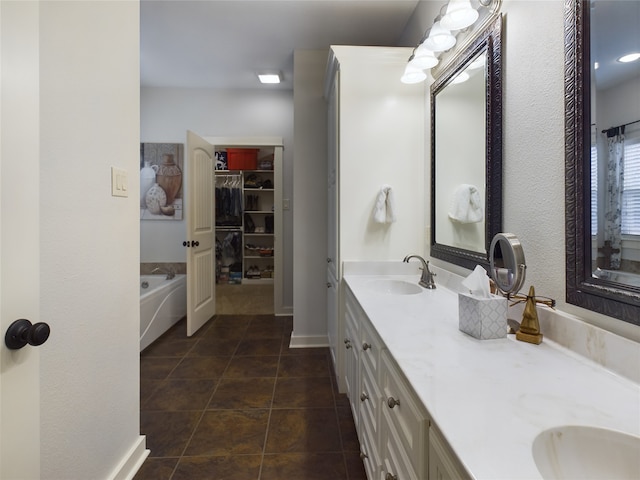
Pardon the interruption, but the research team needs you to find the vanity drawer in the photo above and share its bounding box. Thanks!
[381,407,420,480]
[360,355,381,441]
[360,419,381,480]
[380,349,428,476]
[360,314,382,380]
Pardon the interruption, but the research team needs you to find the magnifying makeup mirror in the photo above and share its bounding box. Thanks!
[489,233,526,295]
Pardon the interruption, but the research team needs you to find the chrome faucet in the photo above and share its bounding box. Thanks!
[403,255,436,289]
[151,267,175,280]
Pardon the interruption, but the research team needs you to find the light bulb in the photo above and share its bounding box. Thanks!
[401,63,427,84]
[440,0,479,31]
[409,45,439,70]
[424,22,456,53]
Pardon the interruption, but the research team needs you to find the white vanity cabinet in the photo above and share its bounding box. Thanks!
[345,284,431,480]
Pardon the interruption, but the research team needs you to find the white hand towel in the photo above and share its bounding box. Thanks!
[373,184,396,224]
[448,184,483,224]
[385,186,397,223]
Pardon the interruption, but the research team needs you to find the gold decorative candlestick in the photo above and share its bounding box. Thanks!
[516,285,543,345]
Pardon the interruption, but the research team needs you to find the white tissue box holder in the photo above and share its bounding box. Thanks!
[458,292,507,340]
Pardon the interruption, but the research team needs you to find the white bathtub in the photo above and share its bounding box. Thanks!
[140,274,187,351]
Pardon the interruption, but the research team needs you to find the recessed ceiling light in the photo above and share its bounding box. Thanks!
[618,52,640,63]
[257,73,281,84]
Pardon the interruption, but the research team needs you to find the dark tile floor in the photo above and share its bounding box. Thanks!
[135,314,367,480]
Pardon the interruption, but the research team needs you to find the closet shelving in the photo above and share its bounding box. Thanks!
[214,148,276,284]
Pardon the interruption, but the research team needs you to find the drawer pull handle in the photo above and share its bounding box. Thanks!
[362,342,371,351]
[345,341,352,349]
[387,396,400,409]
[385,473,398,480]
[360,451,368,460]
[360,392,369,402]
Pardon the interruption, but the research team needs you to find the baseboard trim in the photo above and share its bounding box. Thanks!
[108,435,149,480]
[289,334,329,348]
[275,305,293,316]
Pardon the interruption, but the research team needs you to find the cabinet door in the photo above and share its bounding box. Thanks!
[429,425,470,480]
[360,420,381,479]
[380,350,428,478]
[327,269,339,378]
[380,408,420,480]
[344,293,360,427]
[326,72,339,280]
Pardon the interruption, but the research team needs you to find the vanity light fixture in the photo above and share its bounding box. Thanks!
[618,52,640,63]
[257,72,281,84]
[400,0,486,84]
[424,22,457,52]
[440,0,479,31]
[409,44,439,70]
[401,62,428,84]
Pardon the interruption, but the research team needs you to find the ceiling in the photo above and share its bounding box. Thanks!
[591,0,640,90]
[140,0,421,90]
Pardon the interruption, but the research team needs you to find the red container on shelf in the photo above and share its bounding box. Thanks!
[227,148,258,170]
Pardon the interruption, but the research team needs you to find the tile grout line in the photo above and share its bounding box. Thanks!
[256,319,286,479]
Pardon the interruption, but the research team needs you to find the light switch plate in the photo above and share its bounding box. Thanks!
[283,198,290,210]
[111,167,128,197]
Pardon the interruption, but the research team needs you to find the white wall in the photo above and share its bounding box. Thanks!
[140,87,294,309]
[38,1,144,478]
[334,46,426,263]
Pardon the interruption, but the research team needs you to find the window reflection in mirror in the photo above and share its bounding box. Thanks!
[589,0,640,289]
[434,51,487,253]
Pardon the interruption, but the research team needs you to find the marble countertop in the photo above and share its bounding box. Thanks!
[344,271,640,480]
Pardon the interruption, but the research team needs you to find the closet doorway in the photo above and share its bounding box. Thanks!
[208,136,284,317]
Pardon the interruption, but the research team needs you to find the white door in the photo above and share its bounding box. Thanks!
[0,1,41,477]
[186,131,216,336]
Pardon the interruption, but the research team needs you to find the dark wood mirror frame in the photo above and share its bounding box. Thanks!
[564,0,640,325]
[430,15,503,271]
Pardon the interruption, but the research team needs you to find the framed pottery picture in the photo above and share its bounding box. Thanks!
[140,143,184,220]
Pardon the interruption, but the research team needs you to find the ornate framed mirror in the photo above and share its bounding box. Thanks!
[430,14,503,271]
[564,0,640,325]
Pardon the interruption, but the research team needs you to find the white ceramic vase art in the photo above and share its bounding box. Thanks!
[140,161,158,207]
[145,183,167,215]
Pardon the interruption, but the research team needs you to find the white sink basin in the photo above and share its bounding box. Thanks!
[533,426,640,479]
[365,279,422,295]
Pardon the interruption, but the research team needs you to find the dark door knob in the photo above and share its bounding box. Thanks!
[193,241,199,247]
[5,319,51,350]
[183,241,191,247]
